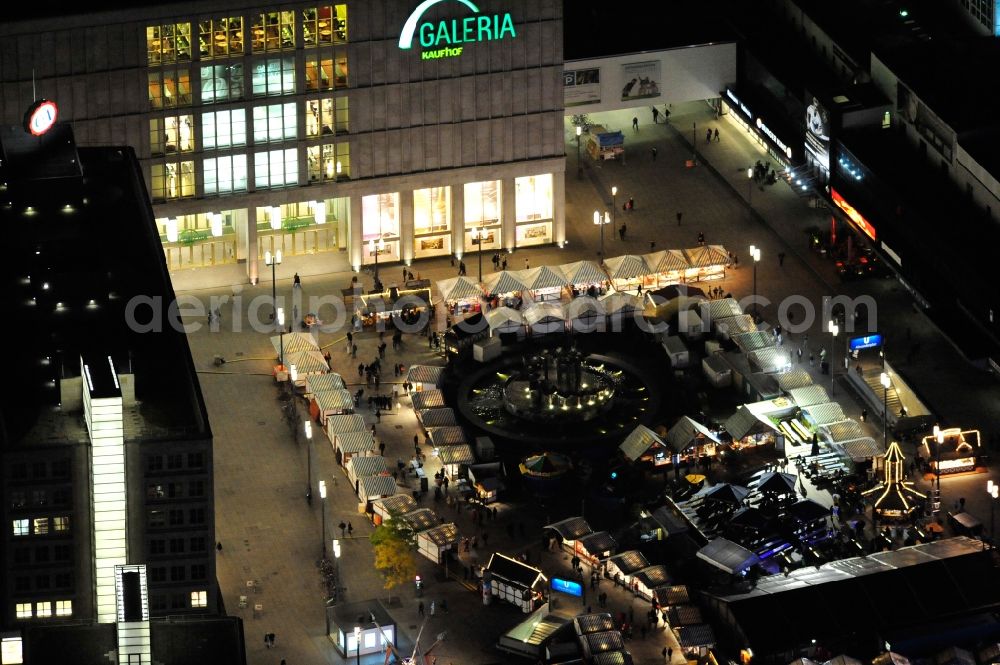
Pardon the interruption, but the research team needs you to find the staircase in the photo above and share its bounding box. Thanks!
[860,370,902,424]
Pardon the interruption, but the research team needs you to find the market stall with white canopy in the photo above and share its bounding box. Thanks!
[566,296,605,332]
[346,454,389,487]
[270,331,318,361]
[643,249,690,288]
[600,291,643,328]
[404,365,443,391]
[428,426,467,448]
[523,302,566,335]
[482,270,529,308]
[603,254,652,292]
[713,314,757,340]
[306,373,346,396]
[417,522,459,563]
[372,493,417,524]
[311,388,355,423]
[439,443,476,478]
[436,275,483,320]
[333,430,376,464]
[519,265,569,302]
[561,260,608,297]
[358,475,398,503]
[286,350,329,388]
[411,389,446,411]
[325,413,366,445]
[416,407,457,430]
[485,307,525,338]
[682,245,730,283]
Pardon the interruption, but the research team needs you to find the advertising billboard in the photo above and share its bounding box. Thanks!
[620,61,661,101]
[831,188,876,241]
[805,96,831,173]
[564,68,601,107]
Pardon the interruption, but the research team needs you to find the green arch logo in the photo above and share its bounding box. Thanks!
[398,0,480,49]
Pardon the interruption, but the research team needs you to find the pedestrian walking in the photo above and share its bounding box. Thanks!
[652,107,659,124]
[705,127,712,143]
[663,647,669,663]
[293,272,301,287]
[347,522,353,537]
[524,257,530,270]
[265,633,271,649]
[458,260,466,276]
[861,407,868,422]
[714,128,720,142]
[651,146,657,161]
[619,224,626,241]
[632,116,639,132]
[676,211,683,226]
[501,256,507,270]
[339,521,346,537]
[418,601,425,617]
[697,231,705,245]
[430,601,436,616]
[778,252,786,267]
[351,344,358,358]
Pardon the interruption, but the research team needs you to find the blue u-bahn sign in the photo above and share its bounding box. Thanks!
[849,334,883,352]
[551,578,583,597]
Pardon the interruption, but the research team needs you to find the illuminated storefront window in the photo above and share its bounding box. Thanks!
[198,17,243,59]
[515,174,553,222]
[256,199,347,258]
[190,590,207,608]
[200,64,244,104]
[148,69,191,109]
[414,187,450,234]
[202,109,247,149]
[251,11,295,52]
[363,193,400,240]
[156,210,242,269]
[252,57,295,96]
[306,142,350,181]
[203,156,248,194]
[254,149,298,188]
[464,180,500,227]
[149,115,194,155]
[305,97,349,137]
[303,5,348,45]
[35,602,52,619]
[252,103,296,143]
[55,600,73,617]
[305,52,349,90]
[15,603,32,619]
[150,161,196,201]
[147,23,192,65]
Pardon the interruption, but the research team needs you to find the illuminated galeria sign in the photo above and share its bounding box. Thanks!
[755,117,793,160]
[398,0,516,60]
[24,99,58,136]
[831,188,877,241]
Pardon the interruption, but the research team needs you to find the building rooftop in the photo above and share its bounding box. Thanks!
[0,123,208,448]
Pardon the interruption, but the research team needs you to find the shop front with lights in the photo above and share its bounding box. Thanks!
[721,87,800,169]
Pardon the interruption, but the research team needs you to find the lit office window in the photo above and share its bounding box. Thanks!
[252,57,295,96]
[151,161,196,201]
[302,5,348,45]
[305,52,348,90]
[362,193,400,240]
[147,23,192,65]
[204,155,249,195]
[33,518,49,535]
[190,590,208,608]
[52,517,69,533]
[306,142,349,181]
[15,603,32,619]
[200,64,244,104]
[305,97,349,137]
[414,187,451,234]
[35,602,52,618]
[464,180,501,227]
[198,17,243,59]
[254,149,298,188]
[251,11,295,52]
[148,69,192,109]
[150,115,195,155]
[55,600,73,617]
[515,174,553,222]
[12,519,29,536]
[202,109,247,149]
[253,103,297,143]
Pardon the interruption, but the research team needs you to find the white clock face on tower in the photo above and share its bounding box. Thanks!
[27,100,58,136]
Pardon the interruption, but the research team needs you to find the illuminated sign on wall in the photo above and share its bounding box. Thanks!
[24,99,58,136]
[831,188,877,241]
[848,334,883,351]
[755,117,794,159]
[725,88,752,119]
[399,0,516,60]
[551,578,583,597]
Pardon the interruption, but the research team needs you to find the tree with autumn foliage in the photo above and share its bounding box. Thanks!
[369,519,417,592]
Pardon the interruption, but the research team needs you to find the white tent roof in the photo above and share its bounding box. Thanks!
[439,443,475,466]
[417,408,457,428]
[665,416,722,453]
[566,297,604,320]
[789,385,831,408]
[619,425,668,461]
[707,299,743,320]
[420,522,460,547]
[411,389,446,410]
[429,426,467,446]
[696,537,759,574]
[485,307,524,329]
[372,493,417,517]
[287,349,329,375]
[724,406,779,440]
[313,388,355,413]
[436,275,482,301]
[802,402,847,426]
[270,331,318,357]
[839,437,883,461]
[683,244,730,268]
[405,365,444,386]
[776,370,814,391]
[604,254,652,280]
[347,455,389,478]
[359,475,398,500]
[560,260,606,285]
[523,302,566,326]
[644,249,690,273]
[306,373,345,394]
[326,413,366,435]
[336,430,376,454]
[521,266,569,290]
[732,331,775,354]
[483,270,529,295]
[599,291,643,315]
[713,314,757,337]
[821,419,866,444]
[747,347,792,374]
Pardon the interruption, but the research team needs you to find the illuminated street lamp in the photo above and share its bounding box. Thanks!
[471,224,486,283]
[264,249,282,324]
[749,245,761,317]
[611,185,618,235]
[354,625,361,665]
[987,481,998,550]
[747,167,754,211]
[594,210,610,262]
[319,479,327,557]
[880,372,891,445]
[576,125,583,179]
[276,307,285,368]
[829,321,840,395]
[305,420,313,504]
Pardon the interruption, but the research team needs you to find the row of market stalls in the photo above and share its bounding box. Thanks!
[436,246,731,321]
[369,493,460,564]
[481,295,647,339]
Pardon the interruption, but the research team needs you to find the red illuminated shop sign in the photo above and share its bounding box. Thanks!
[831,188,876,241]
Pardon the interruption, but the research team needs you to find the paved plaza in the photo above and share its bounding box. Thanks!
[177,101,1000,664]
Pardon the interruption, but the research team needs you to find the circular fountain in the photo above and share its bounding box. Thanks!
[502,347,616,423]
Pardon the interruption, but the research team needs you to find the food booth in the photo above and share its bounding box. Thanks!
[603,550,650,585]
[706,297,743,324]
[428,426,467,449]
[746,347,792,374]
[574,531,617,567]
[286,350,329,389]
[663,335,690,368]
[801,402,847,428]
[788,385,831,409]
[678,309,705,339]
[417,522,459,563]
[411,389,446,411]
[485,307,525,340]
[600,292,643,328]
[443,311,489,358]
[632,565,672,601]
[732,331,774,355]
[372,493,417,524]
[439,444,475,478]
[399,507,438,534]
[644,249,691,288]
[586,125,625,161]
[561,260,608,298]
[483,553,547,613]
[566,296,604,333]
[702,353,733,389]
[358,474,399,504]
[713,314,757,340]
[311,388,355,424]
[468,461,505,503]
[603,254,652,292]
[682,245,730,283]
[523,302,567,336]
[665,415,723,461]
[404,364,444,392]
[334,430,377,465]
[519,266,569,303]
[723,405,781,449]
[325,413,367,449]
[270,331,319,360]
[922,428,981,475]
[416,407,457,431]
[776,370,814,392]
[346,454,389,487]
[356,279,432,330]
[436,275,484,320]
[306,373,346,397]
[618,424,671,466]
[482,270,529,308]
[544,516,594,555]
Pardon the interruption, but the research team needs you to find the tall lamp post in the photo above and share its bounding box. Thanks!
[594,210,610,262]
[471,223,485,282]
[318,480,327,558]
[277,307,285,368]
[576,125,583,179]
[368,236,385,285]
[749,245,761,318]
[264,249,282,323]
[611,185,618,234]
[305,420,313,503]
[880,372,890,445]
[829,321,839,395]
[354,625,361,665]
[987,481,998,550]
[747,167,754,211]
